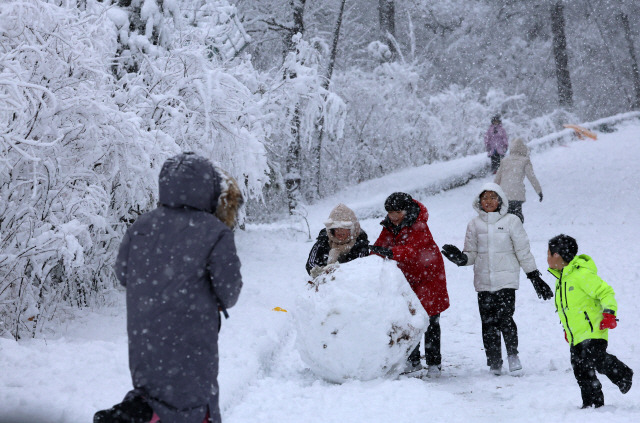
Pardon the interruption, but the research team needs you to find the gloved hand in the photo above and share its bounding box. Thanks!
[600,312,618,330]
[369,245,393,259]
[564,330,568,343]
[441,244,468,266]
[539,192,543,202]
[526,270,553,300]
[310,266,325,279]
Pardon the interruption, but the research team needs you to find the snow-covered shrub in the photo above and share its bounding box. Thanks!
[0,0,270,339]
[294,256,429,383]
[0,0,160,339]
[242,35,347,218]
[329,62,429,188]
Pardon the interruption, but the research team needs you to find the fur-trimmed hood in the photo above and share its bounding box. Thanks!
[158,152,243,229]
[214,167,243,229]
[324,203,361,244]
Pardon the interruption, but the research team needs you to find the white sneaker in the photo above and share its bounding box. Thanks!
[427,364,442,378]
[402,362,423,374]
[508,355,522,372]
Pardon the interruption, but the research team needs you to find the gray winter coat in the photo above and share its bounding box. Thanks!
[115,153,243,423]
[493,137,542,202]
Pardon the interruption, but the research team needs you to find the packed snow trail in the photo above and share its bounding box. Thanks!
[222,121,640,423]
[1,121,639,423]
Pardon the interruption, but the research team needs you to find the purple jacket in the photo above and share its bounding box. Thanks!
[484,124,509,156]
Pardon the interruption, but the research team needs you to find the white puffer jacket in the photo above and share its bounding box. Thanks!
[493,137,542,202]
[463,183,537,292]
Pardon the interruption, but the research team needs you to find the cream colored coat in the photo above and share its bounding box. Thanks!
[494,138,542,202]
[463,183,538,292]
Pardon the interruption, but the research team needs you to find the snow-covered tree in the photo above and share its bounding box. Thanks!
[0,0,270,339]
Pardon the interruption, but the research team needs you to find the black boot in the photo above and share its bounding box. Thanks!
[94,395,153,423]
[618,368,633,394]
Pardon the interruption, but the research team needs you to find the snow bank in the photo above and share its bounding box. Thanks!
[293,256,429,383]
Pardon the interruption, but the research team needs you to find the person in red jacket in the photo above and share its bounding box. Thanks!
[370,192,449,377]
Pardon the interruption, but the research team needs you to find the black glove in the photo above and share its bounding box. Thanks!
[441,244,468,266]
[369,245,393,259]
[539,192,543,202]
[526,270,553,300]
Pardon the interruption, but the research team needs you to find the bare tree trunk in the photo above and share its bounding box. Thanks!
[550,1,573,107]
[619,12,640,110]
[315,0,347,197]
[286,105,302,213]
[284,0,306,213]
[378,0,397,58]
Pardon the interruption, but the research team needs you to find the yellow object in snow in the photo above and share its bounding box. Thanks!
[272,307,288,312]
[563,124,597,140]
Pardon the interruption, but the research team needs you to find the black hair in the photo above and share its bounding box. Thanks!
[384,192,413,212]
[548,234,578,263]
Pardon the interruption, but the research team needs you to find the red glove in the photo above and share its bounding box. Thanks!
[600,312,618,330]
[564,330,568,343]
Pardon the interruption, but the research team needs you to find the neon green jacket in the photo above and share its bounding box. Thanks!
[548,254,617,346]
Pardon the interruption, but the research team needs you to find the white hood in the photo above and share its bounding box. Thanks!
[472,182,509,217]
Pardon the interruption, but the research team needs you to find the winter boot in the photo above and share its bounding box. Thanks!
[507,355,522,372]
[94,395,153,423]
[490,363,502,376]
[402,361,423,374]
[426,364,442,378]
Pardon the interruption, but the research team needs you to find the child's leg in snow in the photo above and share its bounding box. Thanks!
[495,288,518,357]
[478,291,502,367]
[424,314,441,366]
[592,340,634,392]
[571,339,605,407]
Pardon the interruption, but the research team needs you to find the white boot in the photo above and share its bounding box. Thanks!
[402,361,423,374]
[508,354,522,372]
[426,364,441,378]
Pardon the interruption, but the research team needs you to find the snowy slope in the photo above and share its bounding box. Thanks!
[1,119,640,423]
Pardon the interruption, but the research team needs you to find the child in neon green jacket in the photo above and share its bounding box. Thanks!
[547,234,633,408]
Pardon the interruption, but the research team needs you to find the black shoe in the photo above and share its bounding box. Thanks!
[581,403,604,409]
[619,370,633,394]
[94,396,153,423]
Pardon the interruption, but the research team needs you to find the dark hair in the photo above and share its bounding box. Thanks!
[491,114,501,124]
[384,192,413,212]
[548,234,578,263]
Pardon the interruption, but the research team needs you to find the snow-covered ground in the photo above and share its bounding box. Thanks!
[1,120,640,423]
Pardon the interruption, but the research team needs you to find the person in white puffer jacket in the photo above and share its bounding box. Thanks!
[441,182,553,376]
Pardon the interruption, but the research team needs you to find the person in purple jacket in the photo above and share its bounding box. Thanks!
[484,115,509,174]
[94,153,243,423]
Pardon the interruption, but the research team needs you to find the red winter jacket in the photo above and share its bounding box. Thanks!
[373,200,449,316]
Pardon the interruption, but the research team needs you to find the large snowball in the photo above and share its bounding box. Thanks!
[294,255,429,383]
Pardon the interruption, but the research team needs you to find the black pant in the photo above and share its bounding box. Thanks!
[570,338,633,407]
[478,289,517,367]
[507,200,524,223]
[490,153,504,173]
[408,314,441,366]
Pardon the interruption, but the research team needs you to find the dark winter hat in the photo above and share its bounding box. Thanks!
[548,234,578,263]
[491,114,501,124]
[384,192,413,212]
